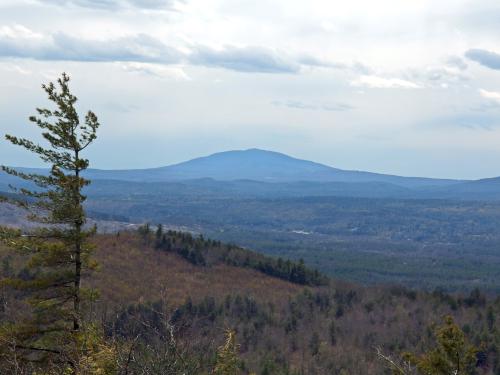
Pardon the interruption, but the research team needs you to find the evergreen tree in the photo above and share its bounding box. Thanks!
[155,224,163,248]
[155,223,163,240]
[379,315,478,375]
[212,330,241,375]
[411,316,478,375]
[0,73,100,370]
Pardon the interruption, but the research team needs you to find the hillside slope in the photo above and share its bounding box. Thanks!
[2,229,500,373]
[89,231,305,307]
[69,231,500,374]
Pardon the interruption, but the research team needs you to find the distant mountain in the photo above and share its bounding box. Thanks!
[76,148,463,188]
[6,149,498,199]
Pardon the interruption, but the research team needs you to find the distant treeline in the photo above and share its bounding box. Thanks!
[136,224,327,286]
[87,210,130,223]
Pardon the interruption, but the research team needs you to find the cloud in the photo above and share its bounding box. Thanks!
[119,62,190,80]
[128,0,183,9]
[272,100,353,112]
[1,26,330,74]
[479,88,500,104]
[446,56,468,71]
[296,55,346,69]
[350,62,374,75]
[351,75,421,89]
[40,0,182,10]
[403,59,470,89]
[470,89,500,112]
[188,46,372,75]
[43,0,121,9]
[321,103,354,111]
[421,66,469,86]
[465,48,500,70]
[297,55,373,74]
[0,26,182,63]
[0,24,43,40]
[50,33,181,62]
[0,63,32,75]
[189,45,300,74]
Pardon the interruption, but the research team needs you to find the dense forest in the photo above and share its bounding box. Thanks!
[2,229,500,374]
[141,225,327,286]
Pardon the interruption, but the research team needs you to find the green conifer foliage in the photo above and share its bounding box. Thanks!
[212,330,241,375]
[380,315,479,375]
[411,315,478,375]
[0,73,100,370]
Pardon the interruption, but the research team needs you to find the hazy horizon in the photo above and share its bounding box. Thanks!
[1,1,500,179]
[0,147,483,181]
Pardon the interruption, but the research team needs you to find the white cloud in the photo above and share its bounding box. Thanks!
[466,48,500,70]
[0,63,32,75]
[189,45,300,74]
[119,62,191,80]
[407,64,470,88]
[446,56,468,71]
[479,88,500,104]
[351,75,421,89]
[39,0,182,10]
[0,26,183,63]
[0,24,44,40]
[0,25,370,75]
[272,99,353,112]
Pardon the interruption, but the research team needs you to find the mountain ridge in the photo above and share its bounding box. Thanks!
[109,148,465,187]
[2,148,465,188]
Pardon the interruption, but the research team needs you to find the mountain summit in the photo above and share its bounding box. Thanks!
[76,148,460,188]
[158,149,339,182]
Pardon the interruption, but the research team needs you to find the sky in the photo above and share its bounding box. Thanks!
[1,0,500,179]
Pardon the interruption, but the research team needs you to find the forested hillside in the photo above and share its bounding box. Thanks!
[58,231,500,374]
[3,229,498,374]
[80,192,500,293]
[5,181,500,293]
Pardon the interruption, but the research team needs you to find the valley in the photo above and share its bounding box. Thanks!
[3,149,500,292]
[84,193,500,292]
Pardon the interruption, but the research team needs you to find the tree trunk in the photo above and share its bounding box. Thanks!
[73,151,81,332]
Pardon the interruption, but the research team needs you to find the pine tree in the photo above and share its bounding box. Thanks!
[413,315,478,375]
[155,223,163,240]
[212,330,241,375]
[378,315,478,375]
[0,73,100,371]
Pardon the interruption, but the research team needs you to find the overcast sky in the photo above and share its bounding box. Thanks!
[1,0,500,179]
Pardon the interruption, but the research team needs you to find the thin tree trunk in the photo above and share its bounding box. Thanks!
[73,150,81,332]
